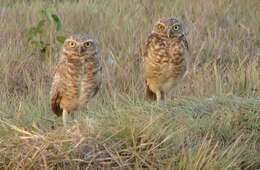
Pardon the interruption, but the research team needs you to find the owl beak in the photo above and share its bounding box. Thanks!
[79,46,85,55]
[167,28,172,38]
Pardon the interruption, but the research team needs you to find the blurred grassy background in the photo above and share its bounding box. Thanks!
[0,0,259,169]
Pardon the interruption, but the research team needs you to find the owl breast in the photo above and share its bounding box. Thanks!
[144,36,187,92]
[59,59,83,112]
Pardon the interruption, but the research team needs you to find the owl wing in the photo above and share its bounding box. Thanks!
[50,55,67,116]
[180,35,190,78]
[142,33,159,100]
[180,35,189,51]
[79,57,102,105]
[142,33,155,60]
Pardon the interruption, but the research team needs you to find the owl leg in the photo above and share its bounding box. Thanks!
[71,112,78,123]
[155,91,162,104]
[161,91,166,104]
[62,109,68,126]
[161,91,165,100]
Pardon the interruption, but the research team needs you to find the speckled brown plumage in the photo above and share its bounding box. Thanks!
[79,56,102,105]
[142,17,189,103]
[50,34,101,125]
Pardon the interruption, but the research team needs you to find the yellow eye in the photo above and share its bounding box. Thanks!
[157,24,165,31]
[69,41,76,48]
[173,25,180,31]
[84,41,92,48]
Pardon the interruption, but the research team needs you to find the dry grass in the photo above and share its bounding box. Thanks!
[0,0,259,169]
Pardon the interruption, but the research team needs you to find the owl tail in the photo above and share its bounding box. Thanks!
[51,92,63,117]
[145,82,156,101]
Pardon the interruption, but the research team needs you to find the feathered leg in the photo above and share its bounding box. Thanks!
[155,91,162,104]
[62,109,68,126]
[161,91,166,104]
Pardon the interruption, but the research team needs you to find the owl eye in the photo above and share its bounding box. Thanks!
[84,41,92,48]
[68,41,76,48]
[172,25,180,31]
[157,24,165,31]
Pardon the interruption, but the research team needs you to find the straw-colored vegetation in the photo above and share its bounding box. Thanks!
[0,0,259,169]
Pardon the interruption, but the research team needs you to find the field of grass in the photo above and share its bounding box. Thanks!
[0,0,259,169]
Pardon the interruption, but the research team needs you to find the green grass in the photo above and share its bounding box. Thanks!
[0,0,259,169]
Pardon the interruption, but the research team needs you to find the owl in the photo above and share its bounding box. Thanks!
[50,34,101,126]
[142,17,189,104]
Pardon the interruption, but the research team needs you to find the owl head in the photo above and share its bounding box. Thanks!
[152,17,186,39]
[63,34,98,59]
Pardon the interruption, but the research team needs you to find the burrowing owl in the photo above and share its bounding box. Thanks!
[143,17,189,103]
[50,34,101,125]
